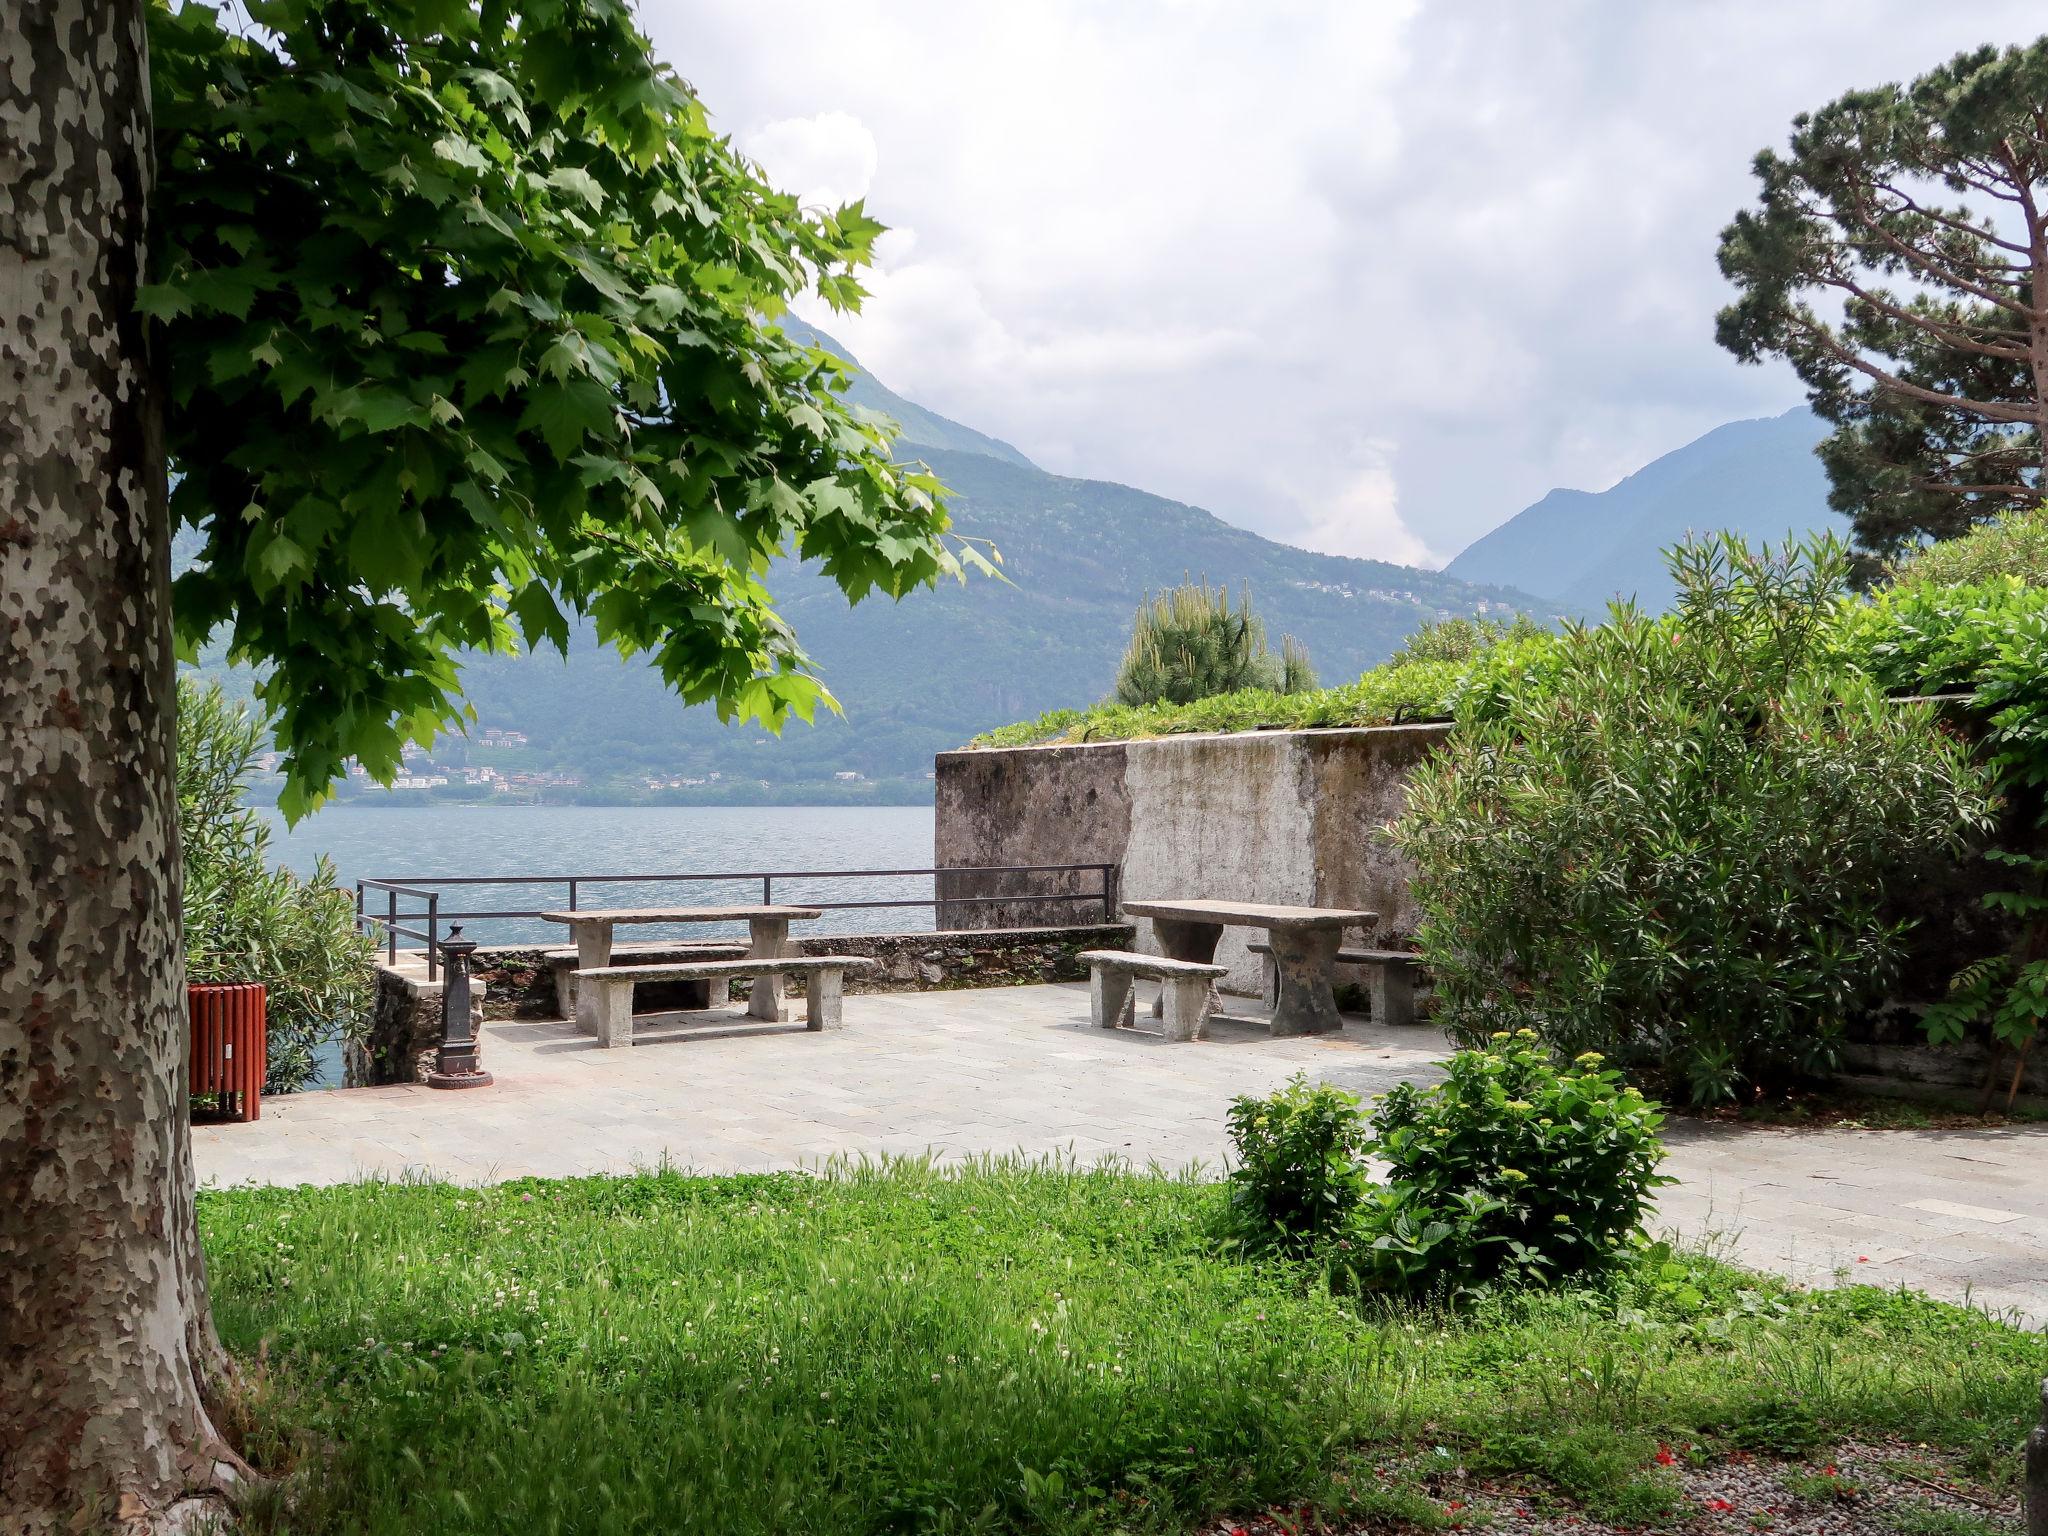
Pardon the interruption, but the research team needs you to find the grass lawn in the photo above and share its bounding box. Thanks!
[205,1158,2046,1534]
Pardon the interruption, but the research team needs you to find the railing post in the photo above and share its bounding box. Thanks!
[1101,862,1120,923]
[355,880,364,937]
[387,887,398,966]
[567,877,578,912]
[762,874,772,905]
[427,892,440,982]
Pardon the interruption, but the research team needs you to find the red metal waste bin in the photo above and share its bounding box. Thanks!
[188,982,266,1122]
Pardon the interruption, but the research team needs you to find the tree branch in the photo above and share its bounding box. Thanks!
[1818,263,2033,362]
[1786,312,2042,424]
[1832,181,2036,317]
[1866,176,2030,255]
[1907,480,2040,496]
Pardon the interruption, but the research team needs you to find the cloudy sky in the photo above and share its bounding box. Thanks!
[647,2,2047,569]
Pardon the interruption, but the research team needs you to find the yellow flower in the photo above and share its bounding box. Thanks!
[1505,1100,1534,1112]
[1574,1051,1605,1065]
[1499,1168,1529,1182]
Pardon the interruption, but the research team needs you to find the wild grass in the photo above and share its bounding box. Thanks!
[204,1157,2047,1534]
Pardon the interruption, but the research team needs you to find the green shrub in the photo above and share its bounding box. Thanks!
[1394,534,1996,1103]
[1886,506,2048,589]
[179,678,374,1093]
[1222,1074,1372,1256]
[1113,578,1314,706]
[1388,611,1549,667]
[1359,1031,1669,1293]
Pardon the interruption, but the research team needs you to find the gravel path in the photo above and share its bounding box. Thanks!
[1199,1439,2019,1533]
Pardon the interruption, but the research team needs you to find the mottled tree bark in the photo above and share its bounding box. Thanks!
[2,3,242,1530]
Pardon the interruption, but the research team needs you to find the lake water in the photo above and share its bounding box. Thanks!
[265,803,942,951]
[265,804,937,1086]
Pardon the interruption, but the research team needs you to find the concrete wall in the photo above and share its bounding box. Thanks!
[936,724,1450,993]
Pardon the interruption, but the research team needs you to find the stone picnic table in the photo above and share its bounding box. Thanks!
[1119,898,1377,1038]
[539,905,824,971]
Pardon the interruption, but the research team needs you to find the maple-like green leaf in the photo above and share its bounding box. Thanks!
[148,0,977,815]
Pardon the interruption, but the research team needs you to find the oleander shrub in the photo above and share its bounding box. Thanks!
[180,678,374,1093]
[1222,1074,1372,1256]
[1394,534,1996,1104]
[1358,1031,1669,1293]
[1113,577,1314,706]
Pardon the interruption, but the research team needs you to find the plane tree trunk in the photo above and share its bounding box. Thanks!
[2,2,243,1529]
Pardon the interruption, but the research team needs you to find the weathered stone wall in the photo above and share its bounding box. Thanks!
[351,965,485,1087]
[936,725,1450,993]
[462,924,1135,1020]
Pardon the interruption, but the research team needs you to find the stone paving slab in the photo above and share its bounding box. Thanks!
[193,982,2048,1327]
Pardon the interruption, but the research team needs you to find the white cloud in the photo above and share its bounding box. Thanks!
[739,111,877,213]
[655,1,2048,565]
[1287,443,1438,568]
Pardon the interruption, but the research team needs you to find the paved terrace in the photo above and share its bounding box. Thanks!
[194,981,2048,1327]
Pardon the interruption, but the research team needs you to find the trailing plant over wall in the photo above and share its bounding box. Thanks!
[1885,507,2048,589]
[1113,578,1314,707]
[1394,534,1996,1104]
[1852,577,2048,1091]
[179,679,374,1093]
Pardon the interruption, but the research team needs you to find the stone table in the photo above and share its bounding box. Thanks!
[1120,898,1376,1038]
[539,905,823,1027]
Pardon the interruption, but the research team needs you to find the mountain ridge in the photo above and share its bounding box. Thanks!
[1445,408,1847,613]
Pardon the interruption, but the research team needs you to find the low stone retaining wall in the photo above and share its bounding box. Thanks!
[349,964,485,1087]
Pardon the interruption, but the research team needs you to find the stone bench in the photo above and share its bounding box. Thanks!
[544,941,748,1018]
[1078,950,1231,1043]
[575,956,875,1047]
[1248,941,1424,1027]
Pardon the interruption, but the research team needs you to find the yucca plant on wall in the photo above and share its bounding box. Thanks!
[1113,577,1315,706]
[1393,534,1996,1105]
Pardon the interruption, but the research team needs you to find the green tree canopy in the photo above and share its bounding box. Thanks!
[149,0,988,817]
[1716,38,2048,568]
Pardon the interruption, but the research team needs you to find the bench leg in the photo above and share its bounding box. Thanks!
[583,978,636,1048]
[1160,976,1211,1042]
[1260,949,1278,1011]
[1368,963,1416,1027]
[706,976,731,1009]
[1149,918,1224,1023]
[806,969,845,1031]
[747,970,785,1023]
[1090,966,1135,1029]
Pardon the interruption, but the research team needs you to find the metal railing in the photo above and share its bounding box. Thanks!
[355,862,1120,979]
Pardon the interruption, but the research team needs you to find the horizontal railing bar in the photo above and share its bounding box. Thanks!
[359,921,434,943]
[362,863,1106,888]
[372,892,1108,925]
[356,880,444,900]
